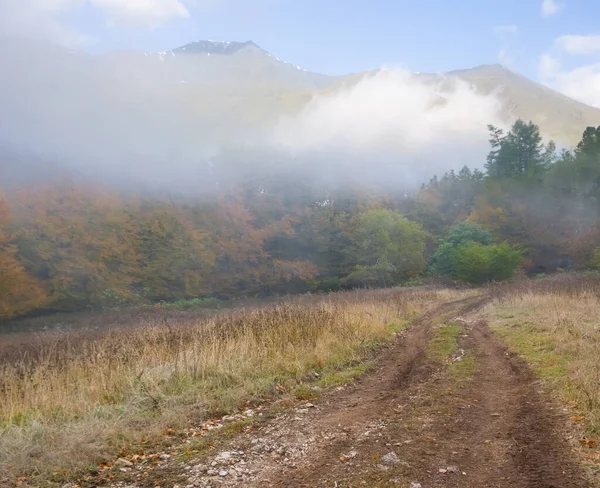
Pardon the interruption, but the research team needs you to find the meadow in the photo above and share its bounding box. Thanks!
[487,274,600,439]
[0,286,462,485]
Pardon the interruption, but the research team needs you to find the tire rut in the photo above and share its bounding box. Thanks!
[417,319,592,488]
[170,295,593,488]
[265,295,487,487]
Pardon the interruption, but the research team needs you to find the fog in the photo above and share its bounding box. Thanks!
[271,69,503,187]
[0,37,505,194]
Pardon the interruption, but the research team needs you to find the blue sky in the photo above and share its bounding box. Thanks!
[56,0,594,76]
[1,0,600,106]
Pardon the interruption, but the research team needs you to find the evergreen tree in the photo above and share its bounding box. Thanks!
[485,120,548,179]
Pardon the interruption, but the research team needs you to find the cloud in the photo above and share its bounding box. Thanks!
[493,25,518,34]
[0,36,505,192]
[270,70,503,186]
[0,0,89,47]
[540,60,600,107]
[538,34,600,108]
[0,0,194,46]
[541,0,565,17]
[555,35,600,56]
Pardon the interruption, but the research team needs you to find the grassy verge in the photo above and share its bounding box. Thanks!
[486,274,600,476]
[428,323,463,363]
[428,320,476,386]
[0,287,465,486]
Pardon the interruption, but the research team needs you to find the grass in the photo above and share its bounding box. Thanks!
[158,297,222,312]
[427,323,463,363]
[448,351,477,385]
[487,273,600,437]
[428,319,477,386]
[0,286,465,486]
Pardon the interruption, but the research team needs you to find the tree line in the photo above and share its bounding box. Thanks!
[1,121,600,320]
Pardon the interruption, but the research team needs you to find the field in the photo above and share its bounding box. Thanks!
[3,276,600,487]
[0,286,463,486]
[486,274,600,446]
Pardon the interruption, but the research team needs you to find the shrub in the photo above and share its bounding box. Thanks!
[345,209,427,287]
[590,247,600,271]
[450,242,523,284]
[430,222,492,277]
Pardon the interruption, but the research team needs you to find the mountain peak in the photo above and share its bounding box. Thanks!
[172,40,261,55]
[448,63,515,77]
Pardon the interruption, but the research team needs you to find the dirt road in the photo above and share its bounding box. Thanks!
[112,296,594,488]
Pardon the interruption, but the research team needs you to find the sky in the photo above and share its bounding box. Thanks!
[0,0,599,106]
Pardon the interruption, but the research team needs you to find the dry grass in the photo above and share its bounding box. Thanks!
[486,273,600,435]
[0,287,463,485]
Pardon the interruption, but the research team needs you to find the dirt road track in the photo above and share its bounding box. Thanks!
[111,296,595,488]
[263,296,593,487]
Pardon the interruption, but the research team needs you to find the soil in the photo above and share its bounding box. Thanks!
[106,295,596,488]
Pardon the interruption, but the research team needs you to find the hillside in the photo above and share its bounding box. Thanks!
[1,38,600,184]
[333,64,600,144]
[445,64,600,144]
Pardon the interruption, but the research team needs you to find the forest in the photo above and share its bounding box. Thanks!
[2,120,600,320]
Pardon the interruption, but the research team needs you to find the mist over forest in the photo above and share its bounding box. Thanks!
[2,34,600,322]
[0,36,507,191]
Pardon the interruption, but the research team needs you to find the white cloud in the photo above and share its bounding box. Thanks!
[542,0,565,17]
[272,70,503,184]
[0,0,89,47]
[0,0,194,46]
[541,61,600,107]
[553,64,600,107]
[493,25,518,34]
[538,34,600,108]
[555,35,600,56]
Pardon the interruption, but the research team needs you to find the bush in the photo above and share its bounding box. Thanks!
[450,242,523,284]
[590,247,600,271]
[342,264,395,289]
[345,209,427,287]
[430,222,492,276]
[314,277,343,292]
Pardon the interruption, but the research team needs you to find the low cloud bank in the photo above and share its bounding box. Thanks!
[0,41,503,194]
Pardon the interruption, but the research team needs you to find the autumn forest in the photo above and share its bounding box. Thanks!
[2,120,600,321]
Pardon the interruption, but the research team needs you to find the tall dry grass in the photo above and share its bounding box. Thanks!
[487,273,600,434]
[0,287,461,483]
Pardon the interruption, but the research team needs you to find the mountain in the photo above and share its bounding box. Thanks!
[444,64,600,144]
[328,64,600,145]
[1,38,600,187]
[172,40,261,55]
[90,39,338,95]
[158,42,600,143]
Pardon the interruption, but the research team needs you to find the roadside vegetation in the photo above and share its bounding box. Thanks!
[3,121,600,322]
[0,286,465,486]
[486,274,600,452]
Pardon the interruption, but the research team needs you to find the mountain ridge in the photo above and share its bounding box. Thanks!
[172,40,261,56]
[1,36,599,171]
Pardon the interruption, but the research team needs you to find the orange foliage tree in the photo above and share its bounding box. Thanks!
[0,195,46,319]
